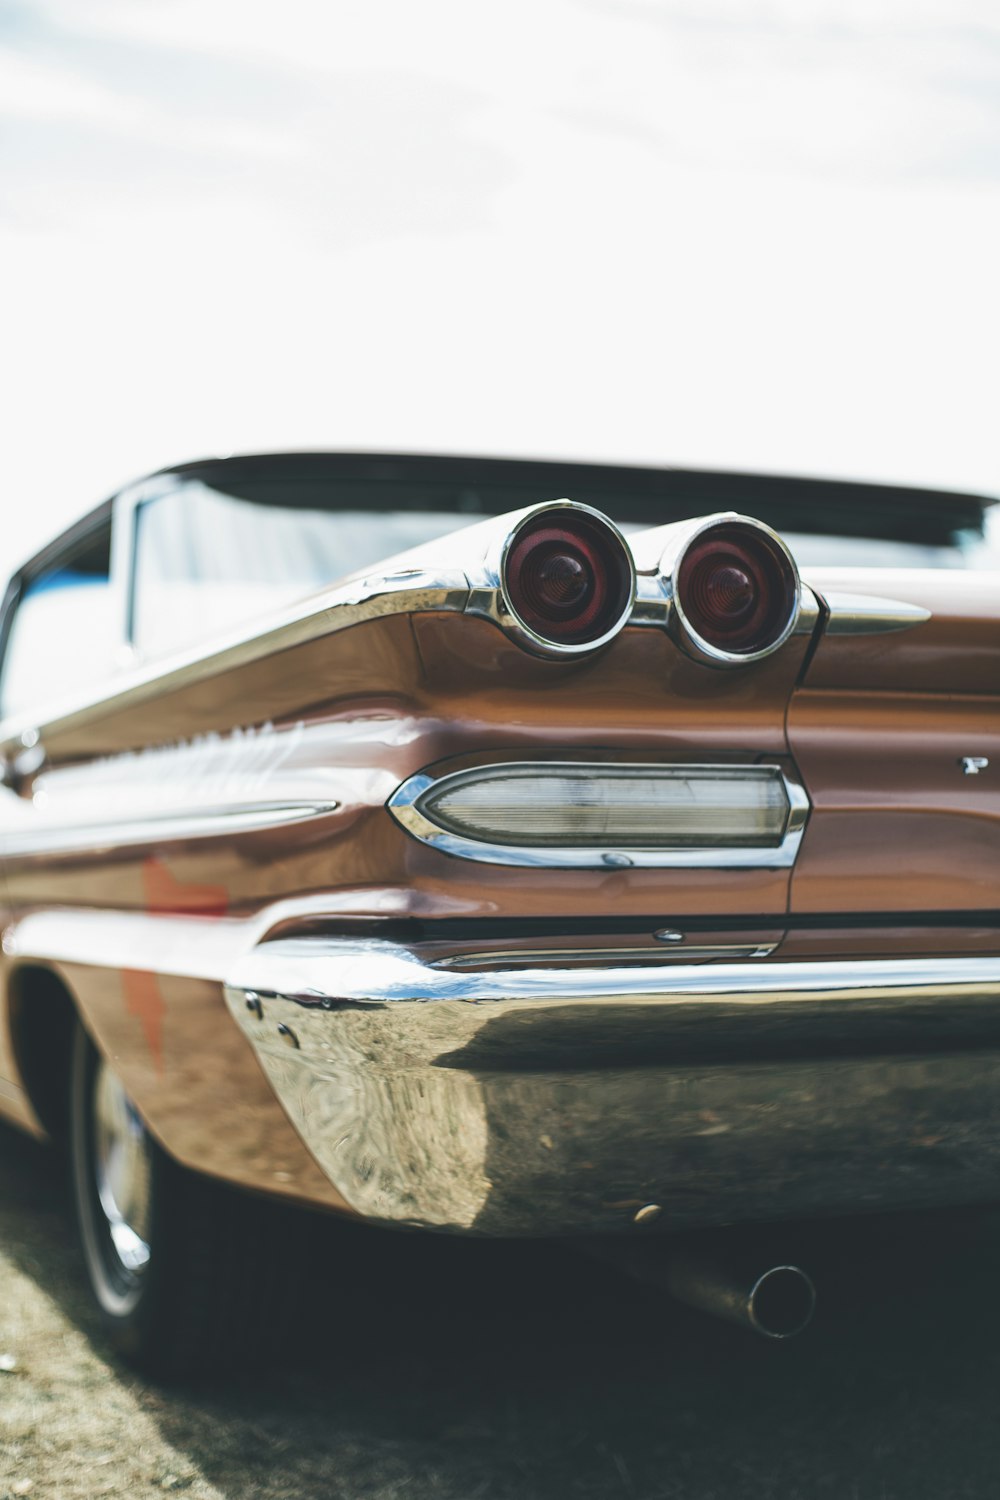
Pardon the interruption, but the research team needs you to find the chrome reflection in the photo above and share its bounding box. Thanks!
[93,1059,152,1275]
[225,939,1000,1237]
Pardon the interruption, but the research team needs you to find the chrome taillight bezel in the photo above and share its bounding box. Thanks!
[388,758,810,869]
[663,513,802,668]
[488,501,637,660]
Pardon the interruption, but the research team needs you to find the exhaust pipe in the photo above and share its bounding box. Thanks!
[582,1239,816,1341]
[664,1250,815,1340]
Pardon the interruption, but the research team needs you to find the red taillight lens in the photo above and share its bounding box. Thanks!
[676,522,798,657]
[504,510,633,648]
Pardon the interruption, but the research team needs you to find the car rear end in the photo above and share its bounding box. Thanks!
[217,471,1000,1239]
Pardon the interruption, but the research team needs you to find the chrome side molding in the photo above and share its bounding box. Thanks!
[0,800,339,859]
[0,717,361,859]
[819,591,932,635]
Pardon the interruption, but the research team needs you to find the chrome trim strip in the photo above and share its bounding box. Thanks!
[820,591,933,635]
[435,942,779,968]
[0,715,376,859]
[227,941,1000,1013]
[387,760,810,870]
[0,799,339,858]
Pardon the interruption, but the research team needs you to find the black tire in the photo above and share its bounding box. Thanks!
[69,1019,315,1376]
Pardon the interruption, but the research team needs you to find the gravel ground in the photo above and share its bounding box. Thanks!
[3,1118,1000,1500]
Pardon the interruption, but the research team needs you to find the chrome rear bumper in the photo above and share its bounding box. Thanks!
[224,942,1000,1235]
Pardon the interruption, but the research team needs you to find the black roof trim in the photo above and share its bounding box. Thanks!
[148,450,995,546]
[155,449,996,514]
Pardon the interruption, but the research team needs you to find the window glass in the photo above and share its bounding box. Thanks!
[132,481,460,659]
[0,522,115,720]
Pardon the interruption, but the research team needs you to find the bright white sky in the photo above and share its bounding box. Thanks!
[1,0,998,568]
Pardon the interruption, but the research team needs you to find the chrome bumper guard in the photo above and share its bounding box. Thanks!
[224,942,1000,1236]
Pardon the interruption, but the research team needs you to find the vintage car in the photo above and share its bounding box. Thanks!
[0,452,997,1366]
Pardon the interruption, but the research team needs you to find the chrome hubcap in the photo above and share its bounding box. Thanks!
[93,1060,152,1275]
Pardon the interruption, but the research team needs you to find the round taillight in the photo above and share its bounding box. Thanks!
[674,520,799,661]
[502,507,634,651]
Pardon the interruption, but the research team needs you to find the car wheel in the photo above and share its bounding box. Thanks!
[69,1018,313,1375]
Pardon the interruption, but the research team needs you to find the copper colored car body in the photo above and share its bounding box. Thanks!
[0,452,997,1362]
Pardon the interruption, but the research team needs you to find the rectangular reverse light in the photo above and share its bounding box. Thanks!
[388,762,809,869]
